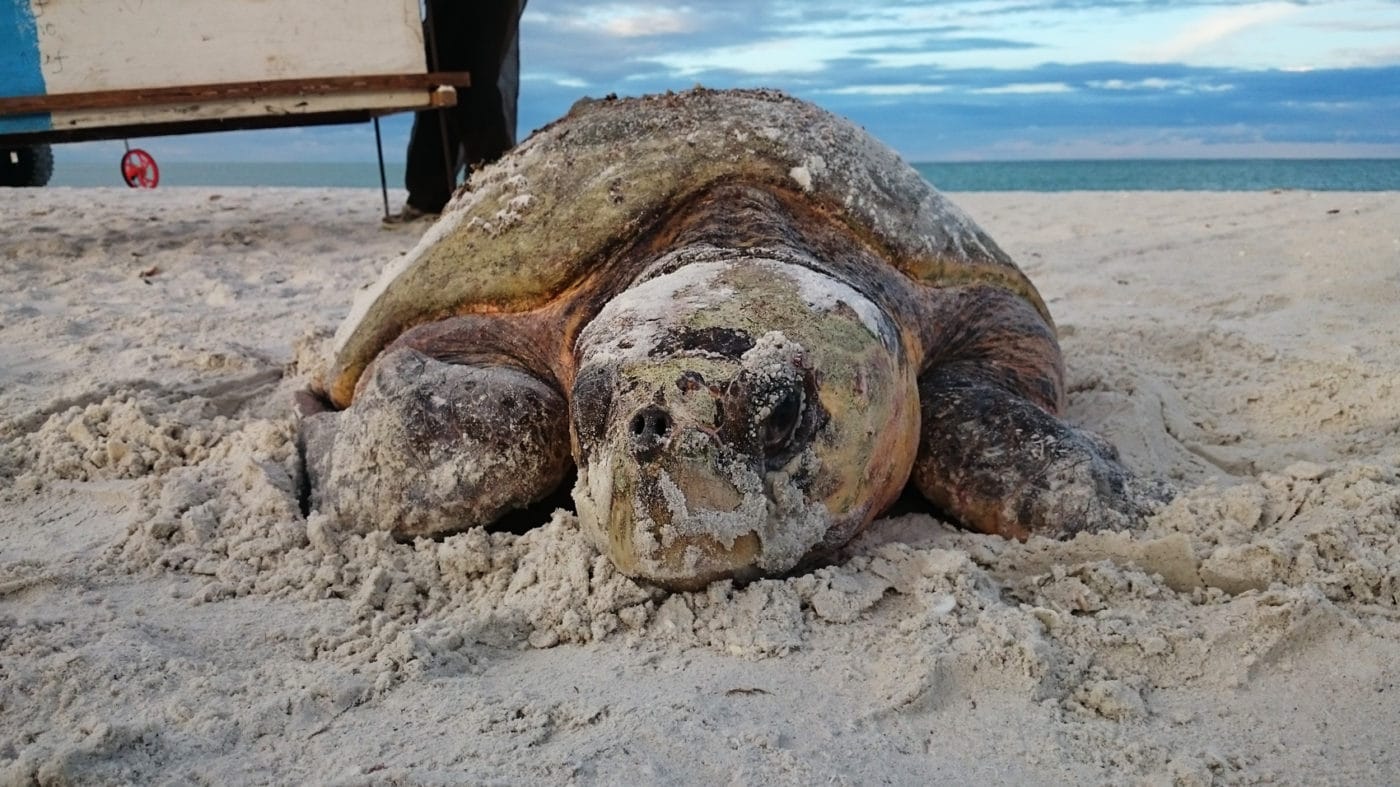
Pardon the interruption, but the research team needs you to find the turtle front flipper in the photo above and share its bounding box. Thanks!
[912,363,1172,540]
[299,344,571,538]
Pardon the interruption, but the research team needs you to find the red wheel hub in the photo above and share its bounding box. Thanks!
[121,149,160,189]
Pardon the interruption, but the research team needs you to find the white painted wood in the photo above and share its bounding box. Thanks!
[31,0,426,95]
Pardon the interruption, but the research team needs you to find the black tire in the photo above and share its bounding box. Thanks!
[0,144,54,187]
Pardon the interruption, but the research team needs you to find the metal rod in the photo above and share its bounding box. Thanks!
[422,1,456,200]
[374,117,390,218]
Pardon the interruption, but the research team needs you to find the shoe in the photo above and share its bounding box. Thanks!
[382,203,438,225]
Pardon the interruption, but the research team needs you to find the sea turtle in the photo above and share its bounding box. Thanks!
[298,88,1167,590]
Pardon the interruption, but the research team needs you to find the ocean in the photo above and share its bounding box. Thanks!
[43,157,1400,191]
[915,159,1400,192]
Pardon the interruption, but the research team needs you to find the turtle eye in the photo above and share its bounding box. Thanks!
[762,388,803,453]
[570,364,615,453]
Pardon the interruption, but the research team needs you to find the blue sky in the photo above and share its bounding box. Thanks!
[65,0,1400,163]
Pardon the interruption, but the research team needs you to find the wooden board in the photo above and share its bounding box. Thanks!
[2,0,434,137]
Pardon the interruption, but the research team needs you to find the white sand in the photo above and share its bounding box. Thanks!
[2,187,1398,784]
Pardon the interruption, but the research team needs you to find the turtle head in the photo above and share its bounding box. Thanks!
[570,259,918,590]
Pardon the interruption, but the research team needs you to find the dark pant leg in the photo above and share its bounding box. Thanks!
[403,112,456,213]
[454,0,524,166]
[403,0,526,213]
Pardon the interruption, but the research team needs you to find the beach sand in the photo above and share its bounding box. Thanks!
[2,187,1397,784]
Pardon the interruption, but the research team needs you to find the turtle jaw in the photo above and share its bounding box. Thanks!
[571,418,835,591]
[598,451,768,592]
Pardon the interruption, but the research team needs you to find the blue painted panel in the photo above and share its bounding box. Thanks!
[0,0,50,134]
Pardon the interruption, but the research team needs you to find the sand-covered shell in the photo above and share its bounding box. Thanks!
[326,88,1046,407]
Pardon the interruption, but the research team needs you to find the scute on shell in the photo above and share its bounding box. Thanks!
[325,87,1045,407]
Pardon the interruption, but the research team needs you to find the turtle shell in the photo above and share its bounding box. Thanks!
[325,87,1047,407]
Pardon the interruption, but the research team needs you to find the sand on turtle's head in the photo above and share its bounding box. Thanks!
[569,258,919,589]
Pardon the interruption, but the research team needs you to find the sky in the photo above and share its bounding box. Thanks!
[63,0,1400,163]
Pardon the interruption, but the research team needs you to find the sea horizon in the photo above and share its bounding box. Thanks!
[40,156,1400,191]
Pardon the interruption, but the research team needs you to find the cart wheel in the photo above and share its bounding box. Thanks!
[121,149,159,189]
[0,145,53,187]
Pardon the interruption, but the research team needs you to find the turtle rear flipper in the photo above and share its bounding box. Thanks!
[301,347,571,538]
[912,364,1172,539]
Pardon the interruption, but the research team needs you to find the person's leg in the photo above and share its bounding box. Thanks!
[436,0,524,172]
[392,0,525,221]
[460,0,524,166]
[398,110,456,216]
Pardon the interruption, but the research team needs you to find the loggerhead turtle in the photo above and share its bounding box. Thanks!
[298,88,1168,590]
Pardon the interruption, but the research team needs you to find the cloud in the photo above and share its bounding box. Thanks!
[970,81,1075,94]
[818,84,949,96]
[520,1,1045,85]
[1330,44,1400,67]
[651,37,841,76]
[505,0,1400,159]
[804,61,1400,159]
[1141,2,1304,61]
[572,5,697,38]
[851,36,1041,55]
[1087,77,1235,92]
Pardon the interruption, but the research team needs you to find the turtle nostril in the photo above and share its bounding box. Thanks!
[763,389,802,448]
[629,406,672,444]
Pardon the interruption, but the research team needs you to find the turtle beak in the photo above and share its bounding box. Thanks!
[607,493,765,592]
[583,399,770,590]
